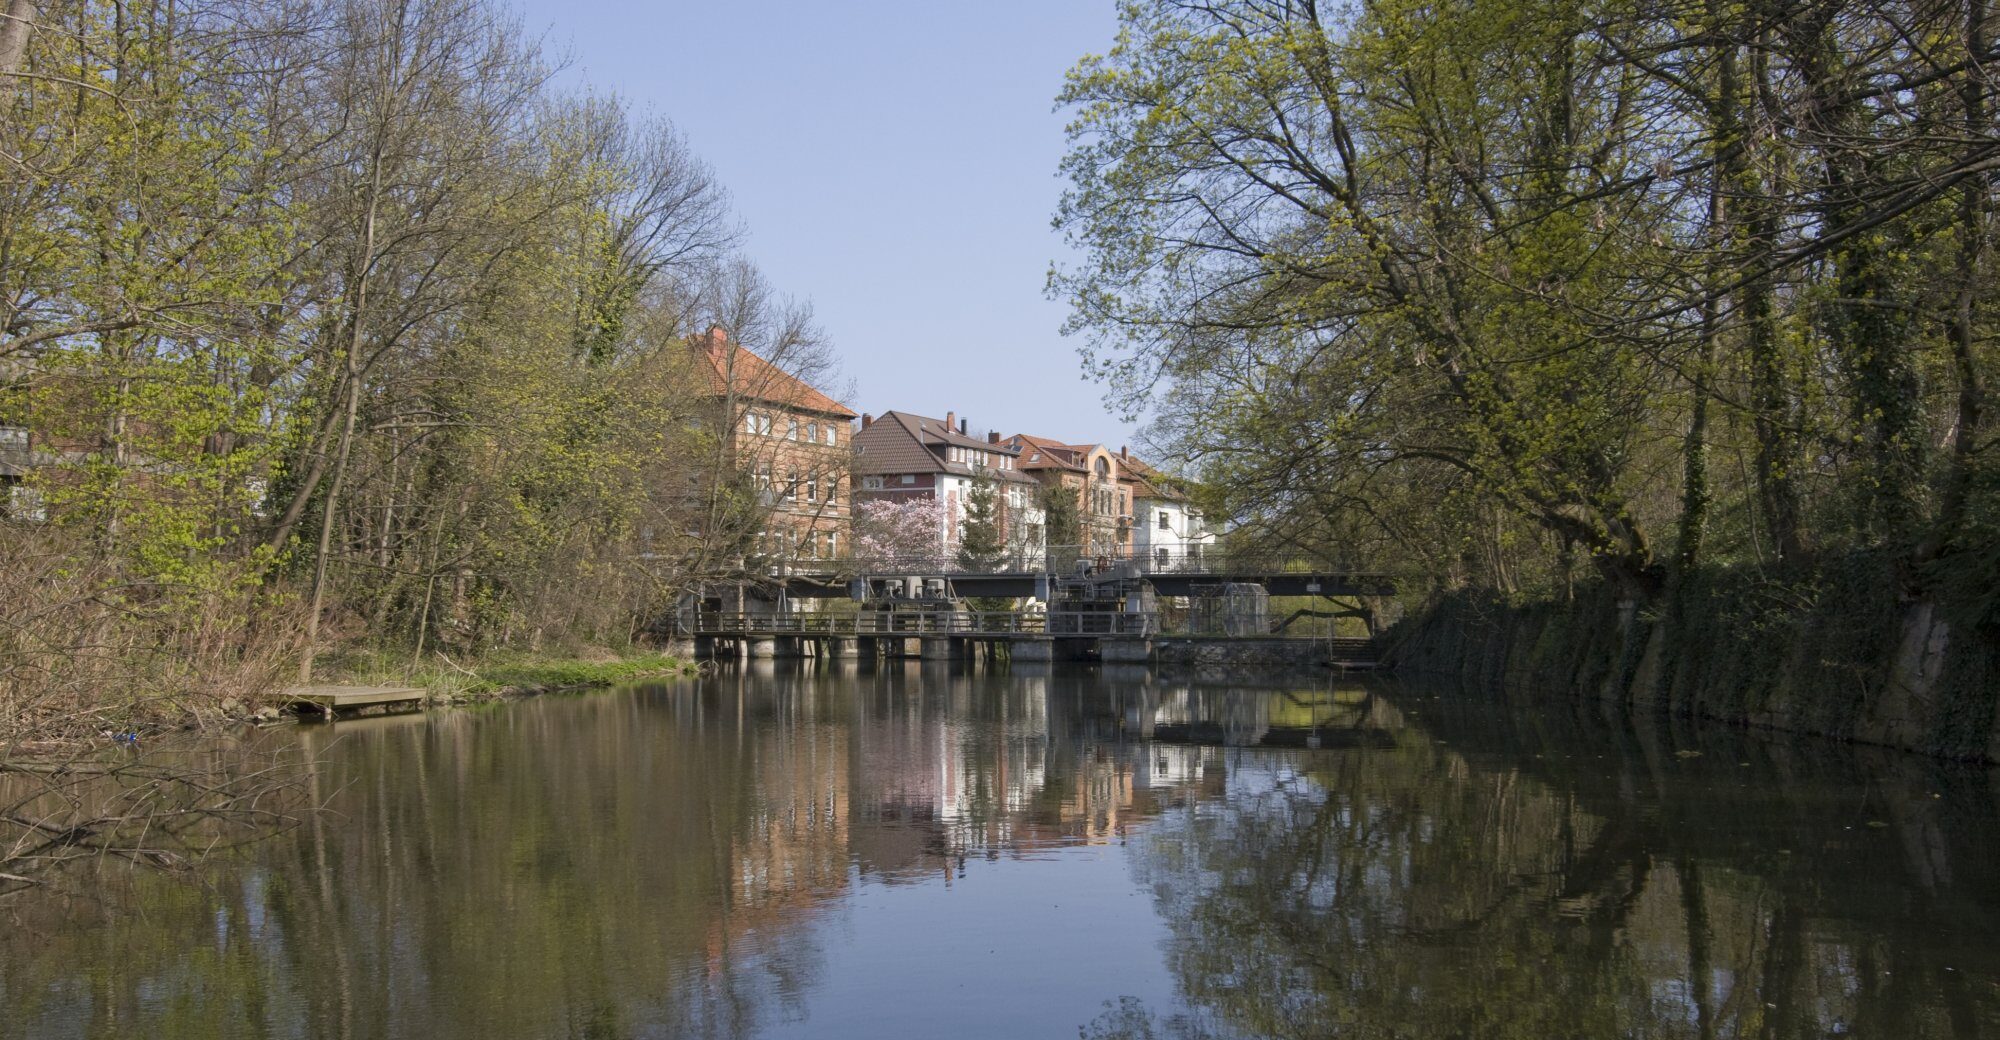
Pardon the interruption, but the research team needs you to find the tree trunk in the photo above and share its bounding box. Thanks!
[0,0,39,82]
[1925,0,1990,560]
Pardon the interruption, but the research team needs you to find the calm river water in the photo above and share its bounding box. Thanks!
[4,663,2000,1038]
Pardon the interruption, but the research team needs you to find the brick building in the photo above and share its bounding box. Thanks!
[690,327,856,563]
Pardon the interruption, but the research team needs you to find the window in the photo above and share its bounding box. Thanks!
[1095,457,1109,477]
[786,418,799,441]
[1159,511,1171,530]
[824,425,837,447]
[862,476,885,490]
[785,470,799,501]
[826,531,838,557]
[1156,548,1170,568]
[826,480,837,505]
[807,423,818,443]
[744,413,757,435]
[899,474,916,485]
[806,477,818,503]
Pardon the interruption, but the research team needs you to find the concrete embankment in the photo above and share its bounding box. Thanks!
[1382,559,2000,762]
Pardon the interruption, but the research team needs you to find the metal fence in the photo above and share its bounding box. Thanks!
[690,610,1366,640]
[694,611,1050,636]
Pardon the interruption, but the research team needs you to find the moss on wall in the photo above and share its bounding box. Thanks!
[1383,556,2000,761]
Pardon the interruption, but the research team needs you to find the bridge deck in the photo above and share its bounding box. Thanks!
[689,612,1370,641]
[767,570,1396,599]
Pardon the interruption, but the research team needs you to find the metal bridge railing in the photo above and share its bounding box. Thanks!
[690,611,1375,640]
[694,611,1051,637]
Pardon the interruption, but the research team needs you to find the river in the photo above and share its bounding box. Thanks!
[3,662,1998,1038]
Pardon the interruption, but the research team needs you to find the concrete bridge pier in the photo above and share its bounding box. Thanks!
[920,637,963,661]
[1011,637,1054,662]
[825,636,861,659]
[1101,638,1154,665]
[694,635,718,660]
[747,636,806,659]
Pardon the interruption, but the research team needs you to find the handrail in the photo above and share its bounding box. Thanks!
[688,611,1369,640]
[691,611,1054,636]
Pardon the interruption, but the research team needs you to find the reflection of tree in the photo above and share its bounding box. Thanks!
[1103,682,2000,1040]
[7,673,1999,1040]
[0,687,848,1040]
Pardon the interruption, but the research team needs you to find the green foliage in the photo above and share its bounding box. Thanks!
[1055,0,2000,602]
[0,0,771,719]
[956,475,1005,569]
[1038,482,1083,550]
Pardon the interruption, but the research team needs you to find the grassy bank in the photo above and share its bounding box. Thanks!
[327,648,699,705]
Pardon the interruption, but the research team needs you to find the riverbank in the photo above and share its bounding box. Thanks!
[323,648,700,708]
[1382,557,2000,762]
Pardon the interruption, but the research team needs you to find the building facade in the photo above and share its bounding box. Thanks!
[691,327,856,565]
[850,410,1046,567]
[1004,436,1215,569]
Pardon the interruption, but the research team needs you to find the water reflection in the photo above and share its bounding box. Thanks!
[1093,677,2000,1040]
[0,665,1995,1039]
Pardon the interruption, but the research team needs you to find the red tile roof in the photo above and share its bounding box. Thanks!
[691,329,855,419]
[1006,433,1087,472]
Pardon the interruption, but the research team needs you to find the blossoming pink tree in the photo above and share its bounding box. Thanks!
[852,496,950,568]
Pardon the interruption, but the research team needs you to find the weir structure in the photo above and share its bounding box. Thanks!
[681,550,1396,668]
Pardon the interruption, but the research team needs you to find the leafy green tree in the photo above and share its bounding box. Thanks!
[1038,482,1083,565]
[1054,0,2000,605]
[957,475,1005,570]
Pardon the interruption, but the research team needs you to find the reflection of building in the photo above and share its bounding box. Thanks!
[841,671,1221,878]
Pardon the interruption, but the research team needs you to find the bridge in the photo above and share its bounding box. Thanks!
[681,547,1397,668]
[723,548,1397,599]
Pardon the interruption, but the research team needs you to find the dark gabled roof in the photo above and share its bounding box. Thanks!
[855,411,1036,483]
[691,329,856,419]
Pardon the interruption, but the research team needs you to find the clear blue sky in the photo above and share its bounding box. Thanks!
[512,0,1140,448]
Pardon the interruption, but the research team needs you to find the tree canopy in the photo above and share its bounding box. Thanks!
[1055,0,1997,602]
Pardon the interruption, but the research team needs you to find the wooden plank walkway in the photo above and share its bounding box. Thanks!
[287,685,426,716]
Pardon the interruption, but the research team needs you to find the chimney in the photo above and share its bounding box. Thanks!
[861,413,874,428]
[959,418,968,435]
[706,324,728,344]
[945,411,955,433]
[987,431,1000,444]
[1120,445,1129,459]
